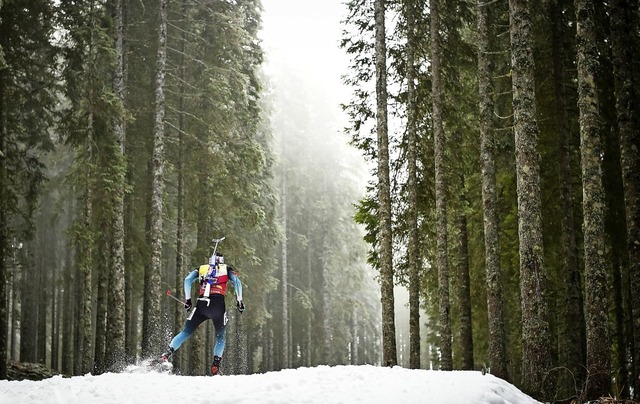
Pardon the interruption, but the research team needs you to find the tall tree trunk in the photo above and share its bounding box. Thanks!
[61,197,75,375]
[280,163,289,369]
[143,0,168,357]
[52,254,60,371]
[8,250,16,362]
[172,0,188,375]
[374,0,397,368]
[105,0,127,372]
[306,244,313,367]
[404,0,421,370]
[549,0,586,395]
[477,0,509,381]
[610,250,629,397]
[79,0,98,376]
[431,0,452,371]
[94,237,109,374]
[20,247,35,363]
[0,71,7,380]
[508,0,553,397]
[322,217,331,364]
[73,240,83,375]
[9,245,19,362]
[188,190,207,375]
[575,0,611,399]
[609,0,640,397]
[455,184,474,371]
[124,179,135,363]
[81,159,94,375]
[37,227,47,365]
[24,253,38,363]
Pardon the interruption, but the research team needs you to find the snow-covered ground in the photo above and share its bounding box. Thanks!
[0,364,541,404]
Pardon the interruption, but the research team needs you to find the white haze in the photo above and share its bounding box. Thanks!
[260,0,425,369]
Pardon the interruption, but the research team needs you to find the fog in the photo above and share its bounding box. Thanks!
[259,0,360,178]
[259,0,426,368]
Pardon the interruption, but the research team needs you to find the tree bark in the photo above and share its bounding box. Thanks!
[61,198,75,375]
[80,161,94,376]
[105,0,127,372]
[374,0,397,368]
[280,161,289,368]
[189,186,208,375]
[455,187,474,371]
[508,0,553,397]
[575,0,611,398]
[404,0,421,370]
[94,240,109,374]
[609,0,640,397]
[36,225,48,366]
[172,0,188,375]
[431,0,452,371]
[548,0,587,395]
[143,0,168,357]
[477,0,509,381]
[0,67,7,380]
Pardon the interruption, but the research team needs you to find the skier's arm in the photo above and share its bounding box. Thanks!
[183,269,198,298]
[228,270,243,301]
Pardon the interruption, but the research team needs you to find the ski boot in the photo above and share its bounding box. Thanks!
[210,356,222,376]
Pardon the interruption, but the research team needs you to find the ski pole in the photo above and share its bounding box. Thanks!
[165,290,184,304]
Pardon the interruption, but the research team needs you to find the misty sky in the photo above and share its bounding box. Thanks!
[259,0,350,102]
[259,1,419,368]
[261,0,347,86]
[259,0,368,183]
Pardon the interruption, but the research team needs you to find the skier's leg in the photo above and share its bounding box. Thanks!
[210,297,227,375]
[169,306,206,351]
[211,297,228,357]
[213,317,227,357]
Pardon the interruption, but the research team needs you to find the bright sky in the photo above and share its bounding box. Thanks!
[0,363,542,403]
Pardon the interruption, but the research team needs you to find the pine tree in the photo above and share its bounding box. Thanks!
[508,0,553,397]
[477,0,509,381]
[547,0,586,395]
[143,0,168,358]
[403,0,421,370]
[105,0,127,372]
[280,154,289,368]
[374,0,397,368]
[431,0,452,371]
[575,0,611,398]
[0,0,57,378]
[609,0,640,397]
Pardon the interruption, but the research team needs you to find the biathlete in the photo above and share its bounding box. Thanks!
[161,251,245,375]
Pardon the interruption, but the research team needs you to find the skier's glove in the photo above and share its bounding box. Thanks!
[237,300,245,313]
[184,298,192,311]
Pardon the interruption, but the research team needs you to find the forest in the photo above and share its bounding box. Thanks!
[0,0,639,403]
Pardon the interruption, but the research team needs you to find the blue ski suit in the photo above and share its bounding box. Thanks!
[168,261,243,358]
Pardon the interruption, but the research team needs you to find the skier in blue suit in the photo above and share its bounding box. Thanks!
[161,252,244,375]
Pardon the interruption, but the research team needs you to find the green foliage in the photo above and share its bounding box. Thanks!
[0,0,58,241]
[354,191,380,269]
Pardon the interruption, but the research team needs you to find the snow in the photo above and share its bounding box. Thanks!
[0,364,541,404]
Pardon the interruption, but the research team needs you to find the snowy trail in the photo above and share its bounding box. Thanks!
[0,365,541,404]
